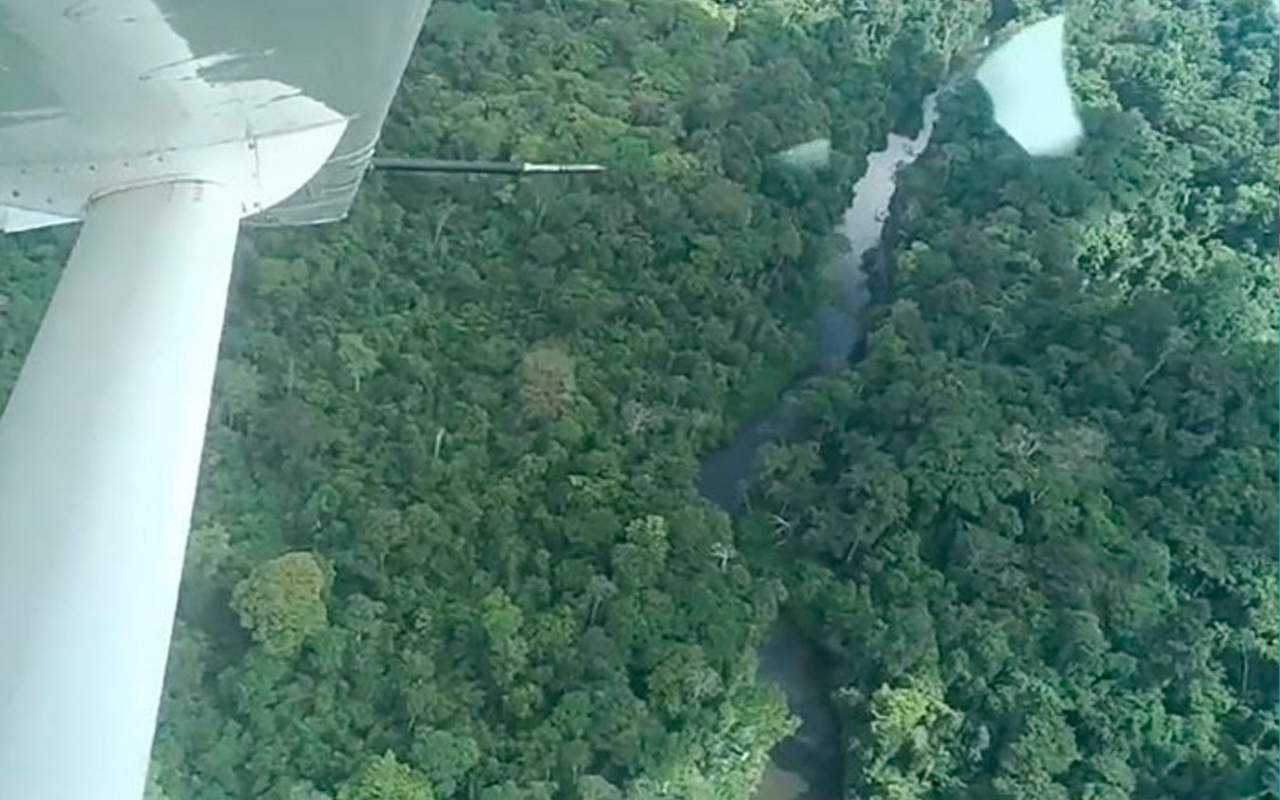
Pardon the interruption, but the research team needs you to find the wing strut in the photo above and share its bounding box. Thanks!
[0,180,241,800]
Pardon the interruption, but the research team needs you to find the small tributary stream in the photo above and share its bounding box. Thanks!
[696,93,940,800]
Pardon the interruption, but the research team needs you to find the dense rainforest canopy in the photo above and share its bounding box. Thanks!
[0,0,1274,799]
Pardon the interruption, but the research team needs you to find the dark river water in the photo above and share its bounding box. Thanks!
[696,94,939,800]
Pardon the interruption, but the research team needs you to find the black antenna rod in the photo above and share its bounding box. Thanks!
[371,157,605,176]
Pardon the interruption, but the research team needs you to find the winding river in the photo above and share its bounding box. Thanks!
[696,93,940,800]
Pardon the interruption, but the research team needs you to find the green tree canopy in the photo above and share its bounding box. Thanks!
[231,551,333,658]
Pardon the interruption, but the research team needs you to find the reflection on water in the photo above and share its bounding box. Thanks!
[815,92,940,372]
[754,762,810,800]
[752,620,842,800]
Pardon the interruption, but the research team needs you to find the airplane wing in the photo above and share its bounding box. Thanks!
[175,1,437,226]
[0,0,433,230]
[0,5,432,800]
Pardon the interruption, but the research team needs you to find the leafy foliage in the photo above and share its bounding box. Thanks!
[231,551,333,658]
[744,2,1278,798]
[0,0,1272,799]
